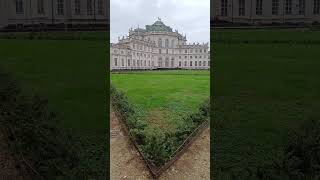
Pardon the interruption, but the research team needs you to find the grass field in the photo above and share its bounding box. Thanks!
[212,29,320,177]
[111,70,209,134]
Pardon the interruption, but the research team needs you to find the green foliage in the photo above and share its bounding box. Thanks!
[0,70,79,178]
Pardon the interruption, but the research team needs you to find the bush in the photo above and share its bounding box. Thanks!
[0,69,80,178]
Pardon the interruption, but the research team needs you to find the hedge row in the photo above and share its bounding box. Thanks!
[110,84,210,166]
[0,69,81,178]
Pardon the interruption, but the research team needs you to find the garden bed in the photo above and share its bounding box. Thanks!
[110,85,210,177]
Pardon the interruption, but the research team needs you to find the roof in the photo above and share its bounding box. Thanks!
[145,18,173,32]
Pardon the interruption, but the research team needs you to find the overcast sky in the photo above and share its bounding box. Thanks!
[110,0,210,44]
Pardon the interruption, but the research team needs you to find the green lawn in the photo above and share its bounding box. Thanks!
[111,71,210,133]
[212,29,320,177]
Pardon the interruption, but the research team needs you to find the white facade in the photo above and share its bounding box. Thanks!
[110,19,210,70]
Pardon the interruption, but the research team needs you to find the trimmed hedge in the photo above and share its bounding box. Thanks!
[0,69,80,178]
[110,84,210,166]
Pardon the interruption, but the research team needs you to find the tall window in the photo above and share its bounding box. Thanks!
[37,0,44,14]
[75,0,80,15]
[158,38,162,47]
[256,0,263,15]
[171,39,175,48]
[98,0,104,15]
[57,0,64,15]
[298,0,305,15]
[87,0,93,15]
[165,39,169,48]
[221,0,228,16]
[158,57,162,67]
[285,0,292,15]
[114,58,118,66]
[239,0,245,16]
[314,0,320,15]
[16,0,23,14]
[272,0,279,15]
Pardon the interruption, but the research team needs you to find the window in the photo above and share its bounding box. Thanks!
[184,61,187,66]
[221,0,228,16]
[314,0,320,15]
[148,61,150,66]
[200,49,202,53]
[121,59,124,66]
[152,61,154,66]
[190,61,193,66]
[203,61,206,66]
[208,61,210,66]
[299,0,305,15]
[114,58,118,66]
[165,58,169,67]
[87,0,93,15]
[159,49,161,54]
[272,0,279,15]
[185,50,187,53]
[190,56,192,59]
[185,56,187,59]
[133,60,136,66]
[128,59,131,66]
[195,61,197,66]
[158,57,163,67]
[204,49,207,52]
[144,60,146,66]
[165,39,169,48]
[57,0,64,15]
[171,39,175,48]
[37,0,44,14]
[16,0,23,14]
[171,60,174,67]
[158,38,162,47]
[166,49,168,54]
[256,0,262,15]
[179,61,181,67]
[195,49,198,53]
[98,0,104,15]
[200,56,202,58]
[74,0,80,15]
[179,56,181,59]
[199,61,202,66]
[285,0,292,15]
[239,0,245,16]
[195,56,197,59]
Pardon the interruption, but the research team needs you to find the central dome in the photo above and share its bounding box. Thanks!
[146,18,173,32]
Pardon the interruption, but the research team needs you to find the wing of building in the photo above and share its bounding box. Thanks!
[0,0,108,30]
[212,0,320,25]
[110,19,210,70]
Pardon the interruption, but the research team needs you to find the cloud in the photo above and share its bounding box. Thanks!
[110,0,209,44]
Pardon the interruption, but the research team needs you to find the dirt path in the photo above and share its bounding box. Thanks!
[110,106,210,180]
[0,129,21,179]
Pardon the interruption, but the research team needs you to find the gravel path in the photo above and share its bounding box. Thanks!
[110,106,210,180]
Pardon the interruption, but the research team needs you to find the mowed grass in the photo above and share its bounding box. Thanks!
[212,29,320,176]
[111,71,209,133]
[0,38,106,130]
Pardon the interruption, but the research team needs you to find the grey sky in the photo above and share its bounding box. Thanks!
[110,0,210,44]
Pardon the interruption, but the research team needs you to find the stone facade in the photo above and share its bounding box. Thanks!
[0,0,108,29]
[110,19,210,70]
[212,0,320,24]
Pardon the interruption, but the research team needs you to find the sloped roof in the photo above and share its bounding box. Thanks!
[146,19,173,32]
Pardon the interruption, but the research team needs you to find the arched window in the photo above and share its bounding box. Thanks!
[74,0,80,15]
[171,39,175,48]
[87,0,93,15]
[158,57,163,67]
[114,58,117,66]
[165,57,169,67]
[165,39,169,47]
[158,38,162,47]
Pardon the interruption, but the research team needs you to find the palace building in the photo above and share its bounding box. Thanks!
[0,0,108,30]
[212,0,320,25]
[110,18,210,70]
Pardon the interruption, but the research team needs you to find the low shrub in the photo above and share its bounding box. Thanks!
[0,69,80,178]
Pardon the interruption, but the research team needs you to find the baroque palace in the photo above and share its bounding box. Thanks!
[110,18,210,70]
[0,0,108,30]
[212,0,320,24]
